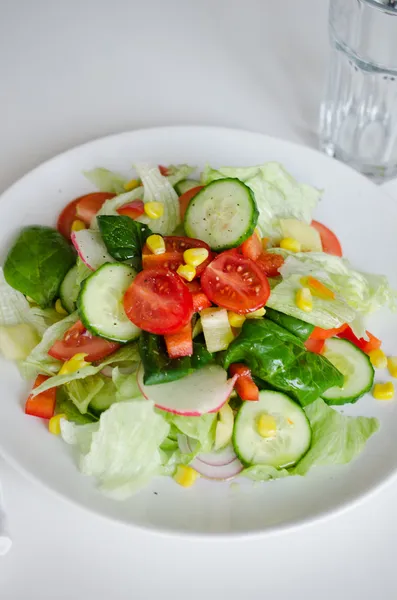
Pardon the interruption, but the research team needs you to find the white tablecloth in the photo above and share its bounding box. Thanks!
[1,1,397,598]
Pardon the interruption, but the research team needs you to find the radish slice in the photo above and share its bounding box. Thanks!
[178,435,243,480]
[71,230,115,271]
[137,363,237,416]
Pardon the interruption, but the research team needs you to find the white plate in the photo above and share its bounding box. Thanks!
[0,126,397,537]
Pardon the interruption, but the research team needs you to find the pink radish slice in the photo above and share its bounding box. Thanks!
[71,230,115,271]
[185,437,238,467]
[137,363,237,416]
[178,435,243,480]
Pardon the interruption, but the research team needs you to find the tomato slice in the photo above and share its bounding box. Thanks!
[201,252,270,314]
[25,375,56,419]
[57,198,80,240]
[310,324,348,340]
[311,220,343,257]
[75,192,116,226]
[240,232,262,261]
[337,326,381,354]
[255,252,284,278]
[158,165,169,176]
[48,320,120,362]
[142,236,212,277]
[124,268,194,335]
[229,364,259,401]
[117,200,144,220]
[178,186,203,220]
[304,338,325,354]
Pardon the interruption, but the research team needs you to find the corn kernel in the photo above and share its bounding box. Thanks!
[373,382,394,401]
[177,264,196,282]
[174,465,199,488]
[183,247,209,267]
[369,349,387,369]
[58,353,90,376]
[387,356,397,378]
[49,414,66,436]
[246,307,266,319]
[146,234,166,255]
[257,413,277,439]
[71,219,86,232]
[144,201,164,219]
[123,178,140,191]
[296,287,313,312]
[228,312,246,328]
[55,299,68,315]
[280,237,301,253]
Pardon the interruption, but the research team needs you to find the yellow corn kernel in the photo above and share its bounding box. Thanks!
[228,312,246,328]
[387,356,397,378]
[368,349,387,369]
[49,414,66,436]
[177,264,196,282]
[71,219,86,232]
[296,287,313,312]
[256,413,277,439]
[146,234,166,255]
[123,178,140,191]
[58,353,90,376]
[280,237,301,253]
[144,201,164,219]
[373,382,394,401]
[246,307,266,319]
[183,247,209,267]
[55,299,68,315]
[174,465,199,488]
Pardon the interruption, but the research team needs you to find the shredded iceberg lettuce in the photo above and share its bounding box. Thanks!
[83,168,127,194]
[135,163,180,235]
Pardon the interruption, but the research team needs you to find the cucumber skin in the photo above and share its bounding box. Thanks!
[232,390,311,468]
[77,264,140,344]
[59,265,78,314]
[321,339,374,406]
[184,178,259,251]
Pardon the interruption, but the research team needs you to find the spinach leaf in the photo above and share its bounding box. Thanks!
[265,307,314,341]
[97,215,152,264]
[4,226,76,307]
[223,319,343,406]
[139,332,214,385]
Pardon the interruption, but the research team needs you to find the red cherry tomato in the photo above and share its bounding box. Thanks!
[117,200,144,220]
[48,321,120,363]
[158,165,169,176]
[255,252,285,278]
[240,232,262,261]
[142,236,212,277]
[124,268,194,335]
[178,186,203,220]
[57,198,80,240]
[201,251,270,314]
[311,220,343,257]
[75,192,116,225]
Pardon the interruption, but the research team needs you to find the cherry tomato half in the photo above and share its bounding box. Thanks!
[57,198,80,240]
[201,251,270,314]
[178,186,203,220]
[75,192,116,226]
[117,200,144,220]
[48,320,120,363]
[255,252,284,278]
[311,220,343,257]
[142,236,212,277]
[124,268,194,335]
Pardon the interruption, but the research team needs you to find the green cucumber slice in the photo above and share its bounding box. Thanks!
[174,179,200,195]
[233,390,311,468]
[78,263,140,343]
[321,338,374,404]
[59,265,79,313]
[184,178,258,251]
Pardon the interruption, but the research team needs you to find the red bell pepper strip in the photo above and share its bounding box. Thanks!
[25,375,56,419]
[337,326,381,354]
[229,363,259,401]
[164,322,193,359]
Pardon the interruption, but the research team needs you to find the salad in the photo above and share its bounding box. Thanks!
[0,161,395,499]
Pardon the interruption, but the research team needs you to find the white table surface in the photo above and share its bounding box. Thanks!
[1,1,397,598]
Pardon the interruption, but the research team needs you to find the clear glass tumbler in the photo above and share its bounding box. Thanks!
[319,0,397,181]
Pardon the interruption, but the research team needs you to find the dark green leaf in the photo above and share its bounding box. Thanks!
[265,307,314,341]
[97,215,152,263]
[139,332,214,385]
[4,226,76,307]
[223,319,343,406]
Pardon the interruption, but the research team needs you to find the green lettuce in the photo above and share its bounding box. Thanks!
[61,400,170,499]
[83,168,127,194]
[170,413,217,453]
[91,186,143,227]
[112,367,142,400]
[165,164,196,186]
[202,162,321,241]
[135,164,181,236]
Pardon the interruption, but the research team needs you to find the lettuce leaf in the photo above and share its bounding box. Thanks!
[91,186,143,227]
[65,374,106,414]
[61,400,170,499]
[112,367,142,400]
[135,164,180,235]
[202,162,321,242]
[83,168,127,194]
[169,413,217,453]
[165,164,196,186]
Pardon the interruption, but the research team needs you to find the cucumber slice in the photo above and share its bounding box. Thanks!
[233,390,311,468]
[90,394,117,416]
[321,338,374,404]
[59,265,79,313]
[174,179,200,195]
[78,263,140,343]
[184,178,258,251]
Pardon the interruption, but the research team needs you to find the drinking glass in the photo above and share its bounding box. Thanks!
[319,0,397,181]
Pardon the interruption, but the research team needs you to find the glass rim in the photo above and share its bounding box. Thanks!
[360,0,397,15]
